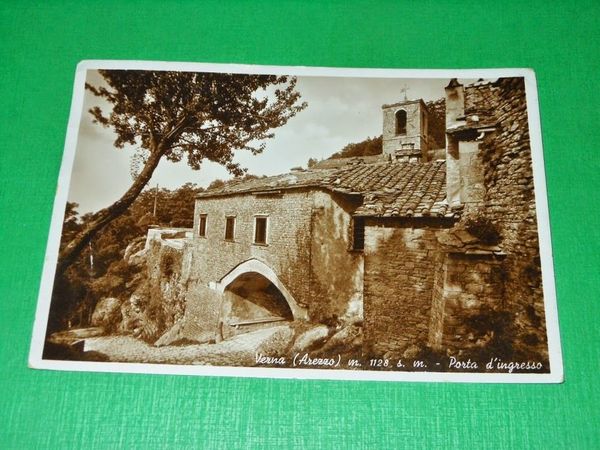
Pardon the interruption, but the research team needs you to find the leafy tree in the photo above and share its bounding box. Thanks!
[58,70,306,275]
[133,182,203,228]
[307,157,318,168]
[60,202,83,252]
[161,182,203,228]
[206,178,226,191]
[329,135,382,159]
[49,203,94,331]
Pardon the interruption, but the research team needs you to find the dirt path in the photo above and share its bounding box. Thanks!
[83,325,293,366]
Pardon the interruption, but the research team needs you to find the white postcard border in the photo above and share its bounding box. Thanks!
[29,60,564,383]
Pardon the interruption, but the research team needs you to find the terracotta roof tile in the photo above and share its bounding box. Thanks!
[197,160,453,219]
[350,161,450,218]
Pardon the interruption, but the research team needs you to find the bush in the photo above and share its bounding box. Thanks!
[159,252,177,278]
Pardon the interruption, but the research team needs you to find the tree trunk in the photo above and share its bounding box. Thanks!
[56,146,165,276]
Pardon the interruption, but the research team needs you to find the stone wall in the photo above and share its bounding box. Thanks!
[309,191,364,324]
[475,78,547,359]
[189,190,314,312]
[135,240,187,341]
[188,189,364,328]
[428,253,506,352]
[362,219,451,356]
[427,258,447,348]
[155,280,223,345]
[465,83,497,118]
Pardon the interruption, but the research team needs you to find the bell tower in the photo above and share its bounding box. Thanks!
[382,98,432,162]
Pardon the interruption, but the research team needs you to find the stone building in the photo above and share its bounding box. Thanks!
[151,77,548,365]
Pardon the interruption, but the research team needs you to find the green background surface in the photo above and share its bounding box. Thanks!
[1,1,599,448]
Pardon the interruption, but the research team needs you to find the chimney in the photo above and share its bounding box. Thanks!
[445,78,465,129]
[444,79,487,209]
[444,79,465,208]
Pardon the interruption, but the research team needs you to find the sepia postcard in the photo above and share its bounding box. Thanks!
[29,61,563,383]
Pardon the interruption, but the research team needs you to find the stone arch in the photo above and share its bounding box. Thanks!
[216,258,308,320]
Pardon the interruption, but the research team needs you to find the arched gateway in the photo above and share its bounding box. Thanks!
[212,259,308,322]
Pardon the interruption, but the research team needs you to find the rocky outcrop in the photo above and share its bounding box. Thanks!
[255,326,295,357]
[290,325,329,353]
[123,236,146,264]
[154,321,214,347]
[91,297,122,331]
[316,324,362,356]
[118,240,187,342]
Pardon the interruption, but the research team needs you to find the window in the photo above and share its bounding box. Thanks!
[352,217,365,251]
[198,214,207,237]
[254,216,268,245]
[395,109,407,135]
[225,216,235,241]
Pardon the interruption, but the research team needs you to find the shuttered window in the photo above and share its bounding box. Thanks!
[225,216,235,241]
[198,214,207,237]
[353,217,365,251]
[254,216,268,245]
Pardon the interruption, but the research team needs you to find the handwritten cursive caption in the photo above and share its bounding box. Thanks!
[255,353,544,373]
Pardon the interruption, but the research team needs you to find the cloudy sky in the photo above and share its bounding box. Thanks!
[68,70,474,214]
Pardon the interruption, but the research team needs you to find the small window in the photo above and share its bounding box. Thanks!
[254,216,268,245]
[225,216,235,241]
[198,214,207,237]
[395,109,407,135]
[352,217,365,251]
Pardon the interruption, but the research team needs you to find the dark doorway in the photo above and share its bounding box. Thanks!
[222,271,293,337]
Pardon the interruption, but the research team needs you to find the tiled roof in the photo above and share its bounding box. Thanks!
[340,161,451,218]
[198,160,454,219]
[446,122,497,136]
[197,168,339,197]
[311,155,385,170]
